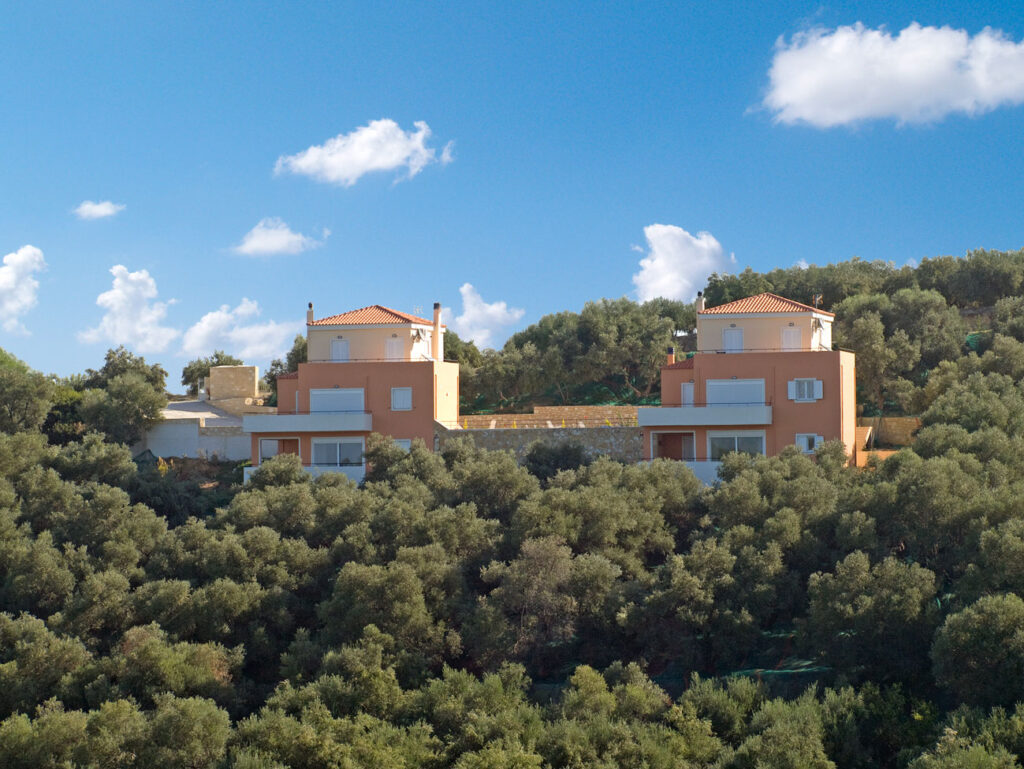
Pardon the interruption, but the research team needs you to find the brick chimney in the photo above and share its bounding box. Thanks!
[432,302,442,361]
[695,291,705,313]
[306,302,314,324]
[667,346,675,366]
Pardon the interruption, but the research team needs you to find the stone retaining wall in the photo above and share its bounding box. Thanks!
[436,423,643,463]
[856,416,921,446]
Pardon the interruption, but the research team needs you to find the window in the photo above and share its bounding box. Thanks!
[706,379,765,405]
[310,388,364,412]
[722,327,743,353]
[311,438,363,466]
[394,439,412,452]
[385,337,404,360]
[391,387,412,411]
[796,434,824,453]
[681,433,696,461]
[330,339,349,361]
[781,327,801,351]
[708,432,765,461]
[788,378,823,402]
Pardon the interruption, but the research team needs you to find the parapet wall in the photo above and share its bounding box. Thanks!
[856,416,921,447]
[458,405,638,429]
[207,366,262,401]
[436,423,643,463]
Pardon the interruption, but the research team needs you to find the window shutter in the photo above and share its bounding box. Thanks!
[787,380,796,400]
[813,380,824,399]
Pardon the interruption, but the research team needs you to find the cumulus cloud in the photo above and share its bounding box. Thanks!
[632,224,734,302]
[79,265,179,352]
[0,245,46,334]
[181,299,304,360]
[233,218,328,256]
[445,283,524,349]
[764,23,1024,127]
[74,200,126,219]
[275,119,453,186]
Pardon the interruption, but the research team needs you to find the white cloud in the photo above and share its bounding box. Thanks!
[764,23,1024,127]
[181,299,303,361]
[0,245,46,334]
[445,283,524,349]
[275,119,453,186]
[795,259,810,269]
[79,265,179,352]
[74,200,126,220]
[233,217,328,256]
[632,224,734,302]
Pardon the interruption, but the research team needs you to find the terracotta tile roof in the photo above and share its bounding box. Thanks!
[276,371,298,380]
[664,357,695,370]
[699,292,834,317]
[309,304,444,327]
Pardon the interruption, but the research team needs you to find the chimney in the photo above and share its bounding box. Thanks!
[432,302,443,361]
[695,291,705,313]
[306,302,314,324]
[666,346,675,366]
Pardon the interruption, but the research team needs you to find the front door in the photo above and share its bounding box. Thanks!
[680,382,694,405]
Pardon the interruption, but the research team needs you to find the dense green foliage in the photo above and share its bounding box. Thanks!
[264,335,308,398]
[459,248,1024,416]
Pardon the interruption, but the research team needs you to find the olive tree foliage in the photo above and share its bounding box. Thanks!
[263,334,307,396]
[0,367,53,434]
[181,350,244,395]
[78,372,167,445]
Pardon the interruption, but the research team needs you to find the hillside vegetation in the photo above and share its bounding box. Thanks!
[459,248,1024,416]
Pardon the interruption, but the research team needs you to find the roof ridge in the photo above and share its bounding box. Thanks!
[309,303,443,327]
[699,291,834,317]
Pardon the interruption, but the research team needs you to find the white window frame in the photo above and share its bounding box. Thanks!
[781,327,801,351]
[310,437,364,467]
[789,378,823,402]
[330,338,349,362]
[310,388,365,413]
[707,430,766,461]
[795,433,824,453]
[385,337,404,360]
[391,386,413,411]
[706,378,766,406]
[393,438,412,452]
[722,327,744,353]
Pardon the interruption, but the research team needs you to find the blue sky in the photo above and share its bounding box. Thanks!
[2,1,1023,385]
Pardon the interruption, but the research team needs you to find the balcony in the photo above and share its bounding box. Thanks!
[638,402,773,427]
[243,411,373,433]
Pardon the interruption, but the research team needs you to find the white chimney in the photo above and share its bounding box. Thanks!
[306,302,314,324]
[695,291,705,313]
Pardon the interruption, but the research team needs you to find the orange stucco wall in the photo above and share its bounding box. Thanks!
[249,359,459,466]
[646,349,856,463]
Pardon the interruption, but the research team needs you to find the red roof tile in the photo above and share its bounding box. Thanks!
[699,292,834,317]
[664,357,695,370]
[309,304,444,327]
[276,371,298,380]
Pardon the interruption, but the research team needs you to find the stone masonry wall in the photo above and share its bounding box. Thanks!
[436,423,643,463]
[458,405,638,430]
[856,416,921,446]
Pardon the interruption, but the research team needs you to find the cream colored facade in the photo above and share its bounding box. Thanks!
[307,324,439,362]
[697,312,832,352]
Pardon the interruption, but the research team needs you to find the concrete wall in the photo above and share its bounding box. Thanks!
[437,423,643,463]
[207,366,261,400]
[136,420,251,460]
